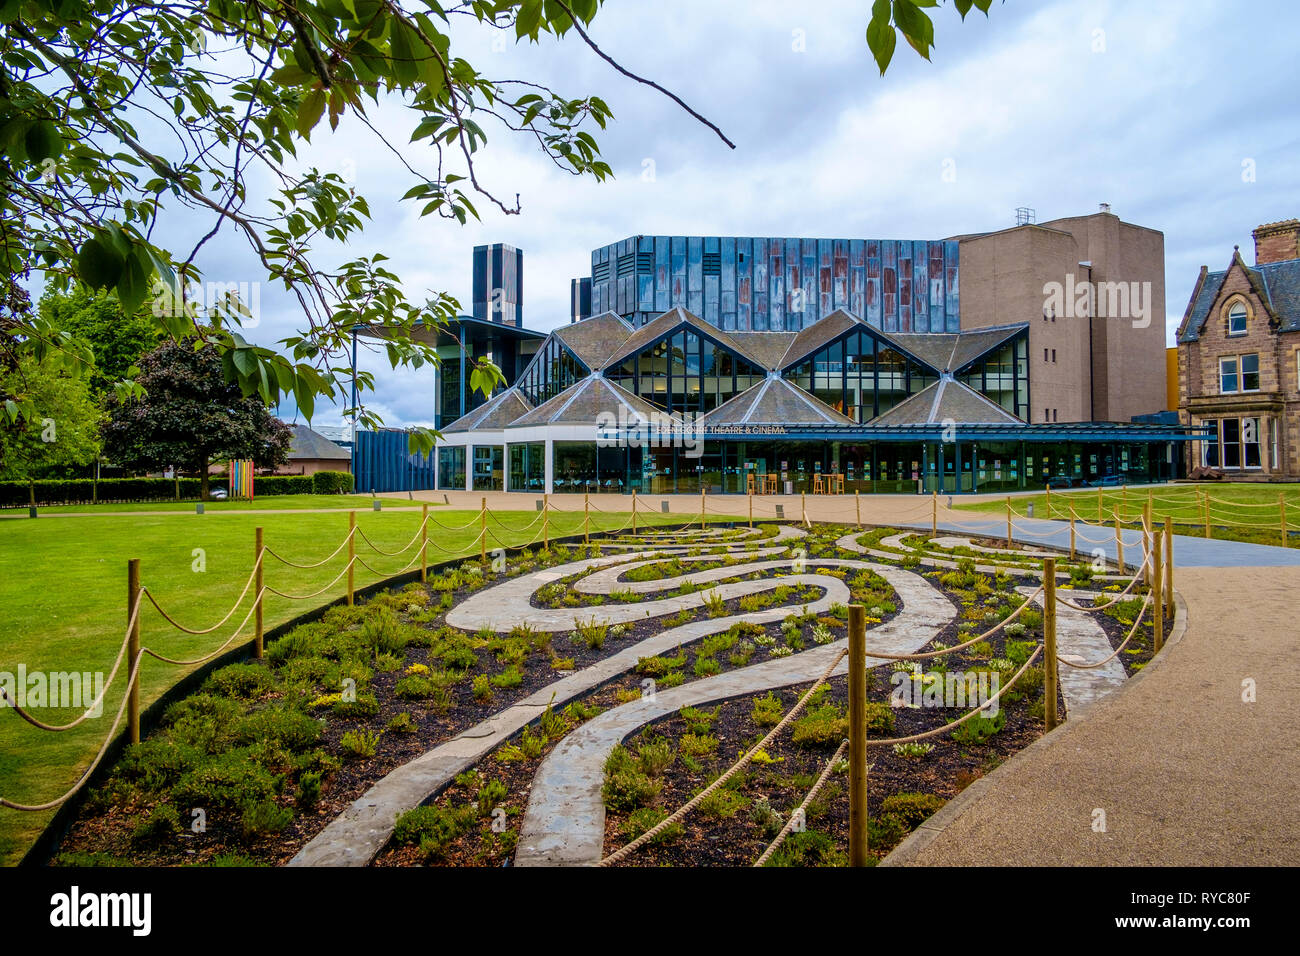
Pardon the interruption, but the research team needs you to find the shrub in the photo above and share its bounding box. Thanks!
[240,799,294,839]
[679,732,718,758]
[312,470,354,494]
[880,792,947,828]
[951,709,1006,744]
[472,675,493,702]
[172,752,278,810]
[295,771,323,809]
[233,707,323,752]
[678,706,717,734]
[601,746,661,812]
[394,675,436,700]
[693,656,721,677]
[751,692,784,727]
[340,728,381,759]
[620,807,682,844]
[636,738,675,777]
[392,804,476,859]
[387,712,417,734]
[491,665,523,689]
[635,653,686,677]
[332,691,379,720]
[204,663,274,700]
[130,803,182,847]
[697,787,748,819]
[476,779,508,816]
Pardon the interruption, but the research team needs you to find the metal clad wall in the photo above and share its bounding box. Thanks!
[354,429,436,493]
[585,235,960,332]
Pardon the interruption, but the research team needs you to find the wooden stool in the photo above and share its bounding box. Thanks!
[746,473,756,495]
[813,475,825,494]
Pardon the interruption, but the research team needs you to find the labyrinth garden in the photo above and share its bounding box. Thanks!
[48,521,1159,868]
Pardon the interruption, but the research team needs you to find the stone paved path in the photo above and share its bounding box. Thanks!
[885,565,1300,865]
[512,561,955,867]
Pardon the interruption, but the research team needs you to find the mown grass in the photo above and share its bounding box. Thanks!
[0,498,694,865]
[956,483,1300,548]
[0,493,386,514]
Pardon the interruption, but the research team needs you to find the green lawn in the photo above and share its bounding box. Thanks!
[0,493,399,514]
[0,497,694,865]
[956,482,1300,548]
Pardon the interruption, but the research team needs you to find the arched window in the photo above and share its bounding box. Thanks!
[1227,302,1248,336]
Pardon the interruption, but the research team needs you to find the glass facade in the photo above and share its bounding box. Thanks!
[516,336,587,405]
[605,329,765,415]
[783,328,939,422]
[437,445,465,490]
[507,442,546,492]
[471,445,504,491]
[956,332,1030,420]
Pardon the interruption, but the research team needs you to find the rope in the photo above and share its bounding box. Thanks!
[263,527,355,569]
[0,595,142,733]
[1056,552,1151,611]
[142,595,263,667]
[139,553,262,635]
[354,549,427,578]
[0,649,142,811]
[865,645,1044,747]
[599,646,848,866]
[863,583,1045,662]
[263,557,357,601]
[426,512,485,533]
[355,517,428,557]
[1057,595,1151,669]
[752,739,848,867]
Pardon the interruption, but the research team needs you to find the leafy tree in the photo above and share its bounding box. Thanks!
[0,353,102,504]
[102,334,292,499]
[38,285,161,398]
[1,0,996,447]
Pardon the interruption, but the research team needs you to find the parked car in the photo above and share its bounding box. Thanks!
[1045,475,1076,489]
[1086,474,1126,487]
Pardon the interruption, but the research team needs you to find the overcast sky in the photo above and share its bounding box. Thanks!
[163,0,1300,428]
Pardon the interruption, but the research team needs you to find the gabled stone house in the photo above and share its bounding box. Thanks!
[1177,220,1300,479]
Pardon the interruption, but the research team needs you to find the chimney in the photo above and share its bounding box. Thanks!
[1252,219,1300,265]
[1098,202,1111,214]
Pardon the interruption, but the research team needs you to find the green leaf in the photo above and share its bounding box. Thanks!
[390,19,420,86]
[892,1,935,60]
[296,88,327,139]
[115,246,152,316]
[24,120,63,164]
[77,235,125,290]
[866,15,897,76]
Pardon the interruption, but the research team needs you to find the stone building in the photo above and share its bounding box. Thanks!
[1176,219,1300,479]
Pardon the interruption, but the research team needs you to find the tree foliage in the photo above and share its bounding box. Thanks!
[38,285,161,397]
[0,353,101,495]
[2,0,996,451]
[101,334,292,497]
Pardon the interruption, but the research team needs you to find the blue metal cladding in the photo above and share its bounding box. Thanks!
[585,236,960,332]
[354,429,437,494]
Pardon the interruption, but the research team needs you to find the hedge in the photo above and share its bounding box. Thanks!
[0,472,349,507]
[312,470,353,494]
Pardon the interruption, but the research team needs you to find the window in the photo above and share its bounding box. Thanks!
[1241,353,1260,392]
[1044,347,1049,361]
[1201,419,1219,467]
[1051,349,1057,363]
[1228,303,1247,336]
[1219,356,1238,393]
[1222,418,1240,467]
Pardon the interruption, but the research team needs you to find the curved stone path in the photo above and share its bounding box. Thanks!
[512,559,956,867]
[292,528,814,866]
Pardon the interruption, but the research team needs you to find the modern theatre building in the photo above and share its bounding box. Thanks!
[359,208,1201,495]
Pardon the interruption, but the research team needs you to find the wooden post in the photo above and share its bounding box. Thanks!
[847,603,868,867]
[1203,489,1211,539]
[631,489,638,536]
[481,496,488,561]
[1163,516,1174,619]
[1143,501,1154,588]
[1098,485,1104,523]
[700,491,706,531]
[254,527,264,659]
[801,490,807,526]
[1005,495,1012,548]
[855,489,861,529]
[1280,494,1288,548]
[1113,510,1124,573]
[1069,509,1077,561]
[346,511,356,606]
[420,504,429,582]
[1045,484,1051,518]
[127,558,141,745]
[1152,531,1164,653]
[748,491,754,529]
[1043,557,1058,732]
[583,491,590,546]
[931,490,937,537]
[543,494,550,548]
